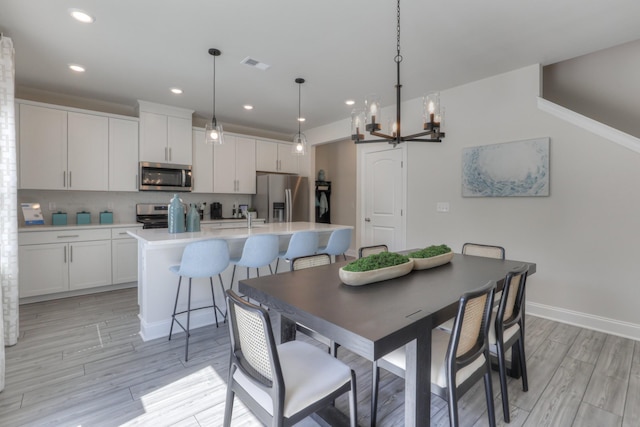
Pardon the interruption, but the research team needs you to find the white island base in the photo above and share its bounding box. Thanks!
[128,222,351,341]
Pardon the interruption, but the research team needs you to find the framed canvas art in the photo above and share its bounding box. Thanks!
[462,137,549,197]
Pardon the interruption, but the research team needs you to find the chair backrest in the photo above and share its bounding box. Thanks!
[461,243,505,260]
[176,239,230,278]
[283,231,319,259]
[447,282,495,380]
[323,228,352,256]
[496,265,528,332]
[358,244,388,258]
[226,289,283,392]
[239,234,280,268]
[290,253,331,271]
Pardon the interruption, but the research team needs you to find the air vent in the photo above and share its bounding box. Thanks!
[240,56,271,71]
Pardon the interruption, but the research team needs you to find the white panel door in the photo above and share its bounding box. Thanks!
[109,118,139,191]
[256,139,278,172]
[139,111,168,163]
[18,243,68,297]
[67,112,109,191]
[277,143,299,174]
[192,128,214,193]
[213,135,237,193]
[112,238,138,284]
[167,116,193,165]
[235,136,256,194]
[69,240,112,290]
[363,147,405,251]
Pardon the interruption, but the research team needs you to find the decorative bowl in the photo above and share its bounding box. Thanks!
[410,251,454,270]
[339,259,414,286]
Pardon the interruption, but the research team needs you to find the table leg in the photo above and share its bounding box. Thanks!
[404,328,431,427]
[274,313,297,345]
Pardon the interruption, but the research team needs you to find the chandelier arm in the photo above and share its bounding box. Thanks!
[370,130,395,140]
[354,138,394,144]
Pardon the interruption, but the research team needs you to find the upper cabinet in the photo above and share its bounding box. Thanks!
[213,134,256,194]
[256,139,299,174]
[192,128,214,193]
[138,101,193,165]
[19,103,109,191]
[108,118,139,191]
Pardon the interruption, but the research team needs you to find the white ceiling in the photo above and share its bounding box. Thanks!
[2,0,640,137]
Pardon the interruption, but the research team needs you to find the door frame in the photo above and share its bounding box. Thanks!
[357,143,407,251]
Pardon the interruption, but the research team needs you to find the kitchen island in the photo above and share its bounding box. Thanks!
[128,221,351,341]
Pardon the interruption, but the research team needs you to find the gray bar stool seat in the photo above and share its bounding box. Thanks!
[169,239,230,361]
[230,234,280,293]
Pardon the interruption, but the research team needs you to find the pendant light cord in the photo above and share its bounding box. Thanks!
[298,82,302,135]
[212,53,216,124]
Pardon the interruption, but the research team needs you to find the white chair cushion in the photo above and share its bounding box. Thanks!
[233,340,351,418]
[488,311,520,352]
[380,329,486,389]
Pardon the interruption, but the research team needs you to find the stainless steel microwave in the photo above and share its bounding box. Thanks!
[139,162,192,192]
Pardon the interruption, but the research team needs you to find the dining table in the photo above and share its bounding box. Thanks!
[239,252,536,427]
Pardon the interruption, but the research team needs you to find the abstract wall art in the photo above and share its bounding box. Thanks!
[462,137,550,197]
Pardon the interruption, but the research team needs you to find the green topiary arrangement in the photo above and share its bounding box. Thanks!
[342,251,410,272]
[408,244,451,259]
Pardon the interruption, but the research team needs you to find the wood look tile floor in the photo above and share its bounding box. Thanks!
[1,288,639,426]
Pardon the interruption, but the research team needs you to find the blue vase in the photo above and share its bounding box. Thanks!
[186,203,200,232]
[168,194,185,233]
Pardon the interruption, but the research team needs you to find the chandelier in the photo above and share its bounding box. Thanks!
[292,78,307,155]
[205,48,224,145]
[351,0,445,147]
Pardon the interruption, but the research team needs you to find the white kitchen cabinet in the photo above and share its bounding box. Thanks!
[213,134,256,194]
[138,101,194,165]
[18,228,112,297]
[67,112,109,191]
[18,103,68,190]
[192,128,214,193]
[109,118,139,191]
[256,139,299,174]
[111,227,140,284]
[18,103,110,191]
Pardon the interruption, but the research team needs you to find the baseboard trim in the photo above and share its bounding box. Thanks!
[138,306,227,342]
[527,301,640,341]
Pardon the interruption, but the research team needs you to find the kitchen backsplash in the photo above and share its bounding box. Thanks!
[18,190,252,226]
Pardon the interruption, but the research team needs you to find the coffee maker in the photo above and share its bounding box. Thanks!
[211,202,223,219]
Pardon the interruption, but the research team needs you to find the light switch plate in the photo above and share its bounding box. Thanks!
[436,202,450,213]
[48,202,56,211]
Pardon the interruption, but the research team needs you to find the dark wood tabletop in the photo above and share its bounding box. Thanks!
[239,253,536,426]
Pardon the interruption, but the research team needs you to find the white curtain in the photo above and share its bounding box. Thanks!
[0,35,19,392]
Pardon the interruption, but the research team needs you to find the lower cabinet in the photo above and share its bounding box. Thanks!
[18,226,140,298]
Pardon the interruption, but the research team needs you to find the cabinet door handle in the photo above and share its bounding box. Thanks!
[70,245,73,262]
[135,174,138,190]
[118,232,128,235]
[169,147,172,161]
[365,217,371,222]
[69,171,72,188]
[64,246,67,263]
[63,171,66,187]
[164,147,168,161]
[57,234,79,238]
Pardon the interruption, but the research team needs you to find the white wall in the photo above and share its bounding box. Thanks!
[307,64,640,339]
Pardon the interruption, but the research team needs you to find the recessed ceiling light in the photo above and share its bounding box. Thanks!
[170,88,183,94]
[298,117,306,122]
[345,100,355,106]
[69,64,85,72]
[69,9,95,23]
[243,105,254,110]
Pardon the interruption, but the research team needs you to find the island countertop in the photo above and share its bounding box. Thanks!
[127,221,351,245]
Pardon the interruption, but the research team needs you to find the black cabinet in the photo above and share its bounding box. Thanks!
[315,181,331,223]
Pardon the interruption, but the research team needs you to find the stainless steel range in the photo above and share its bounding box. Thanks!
[136,203,171,229]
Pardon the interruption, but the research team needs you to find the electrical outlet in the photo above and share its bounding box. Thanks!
[436,202,450,213]
[48,202,56,211]
[107,202,114,210]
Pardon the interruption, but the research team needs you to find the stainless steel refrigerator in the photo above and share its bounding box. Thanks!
[252,174,309,223]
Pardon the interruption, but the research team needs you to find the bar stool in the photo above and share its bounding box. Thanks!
[275,230,319,273]
[230,234,280,292]
[169,239,230,361]
[317,228,352,262]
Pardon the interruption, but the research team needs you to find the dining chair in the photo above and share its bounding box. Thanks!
[490,264,529,423]
[275,231,319,273]
[461,242,505,260]
[317,228,352,261]
[223,290,358,427]
[290,253,338,355]
[168,239,229,361]
[358,244,388,258]
[371,282,497,427]
[230,234,280,293]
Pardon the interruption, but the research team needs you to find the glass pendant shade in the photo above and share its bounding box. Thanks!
[423,92,441,124]
[205,121,224,145]
[365,94,381,125]
[292,132,307,155]
[350,108,366,140]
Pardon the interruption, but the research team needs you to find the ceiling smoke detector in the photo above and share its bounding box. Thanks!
[240,57,271,71]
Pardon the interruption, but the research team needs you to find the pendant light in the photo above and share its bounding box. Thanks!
[292,78,307,155]
[205,48,224,145]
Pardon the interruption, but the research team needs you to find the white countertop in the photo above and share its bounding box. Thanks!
[127,221,351,246]
[19,223,142,232]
